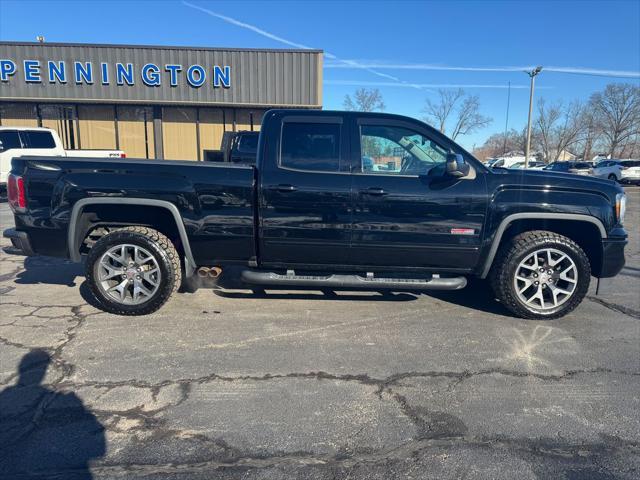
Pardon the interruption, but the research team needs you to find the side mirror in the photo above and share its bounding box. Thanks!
[445,153,470,178]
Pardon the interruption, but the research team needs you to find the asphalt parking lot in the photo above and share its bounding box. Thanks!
[0,188,638,480]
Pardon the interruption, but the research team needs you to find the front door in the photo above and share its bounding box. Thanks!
[259,116,352,267]
[349,117,487,271]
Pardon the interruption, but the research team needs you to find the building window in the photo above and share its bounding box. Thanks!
[117,106,154,159]
[0,103,38,128]
[40,104,78,149]
[162,107,198,160]
[77,105,117,149]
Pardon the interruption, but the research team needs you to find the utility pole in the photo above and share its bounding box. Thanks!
[524,66,543,168]
[503,81,511,155]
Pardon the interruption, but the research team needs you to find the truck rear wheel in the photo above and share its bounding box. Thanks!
[490,230,591,320]
[85,226,181,315]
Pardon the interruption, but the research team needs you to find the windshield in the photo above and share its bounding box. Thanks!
[0,131,22,152]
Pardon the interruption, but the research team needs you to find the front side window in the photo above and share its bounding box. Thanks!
[21,131,56,149]
[359,124,447,176]
[280,122,341,172]
[0,131,22,152]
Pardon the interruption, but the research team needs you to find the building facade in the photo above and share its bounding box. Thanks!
[0,42,323,160]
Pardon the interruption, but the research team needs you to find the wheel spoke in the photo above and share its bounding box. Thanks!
[100,264,124,280]
[559,266,577,284]
[142,268,160,286]
[516,275,533,293]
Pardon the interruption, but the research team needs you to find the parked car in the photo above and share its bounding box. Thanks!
[486,157,527,169]
[4,109,627,320]
[620,160,640,185]
[508,161,545,169]
[592,160,623,182]
[0,127,125,191]
[203,131,259,164]
[544,161,593,176]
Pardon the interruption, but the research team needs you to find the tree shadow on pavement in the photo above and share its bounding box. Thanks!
[0,350,105,480]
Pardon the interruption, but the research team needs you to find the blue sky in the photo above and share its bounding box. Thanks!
[1,0,639,149]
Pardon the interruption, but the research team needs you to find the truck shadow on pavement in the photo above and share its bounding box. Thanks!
[210,272,508,314]
[11,255,84,287]
[8,255,509,315]
[0,349,105,480]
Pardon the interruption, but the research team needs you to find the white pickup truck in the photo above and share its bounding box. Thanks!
[0,126,125,191]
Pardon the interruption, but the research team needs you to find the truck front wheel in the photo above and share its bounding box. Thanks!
[85,226,181,315]
[490,230,591,319]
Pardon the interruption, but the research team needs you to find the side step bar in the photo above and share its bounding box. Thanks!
[240,270,467,291]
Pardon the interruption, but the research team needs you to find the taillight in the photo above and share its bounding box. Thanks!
[7,174,26,212]
[120,153,126,158]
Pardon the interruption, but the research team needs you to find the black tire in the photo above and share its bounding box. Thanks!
[490,230,590,320]
[85,226,181,315]
[608,174,618,182]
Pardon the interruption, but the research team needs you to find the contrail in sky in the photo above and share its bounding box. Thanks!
[325,80,554,89]
[324,61,640,79]
[182,1,417,86]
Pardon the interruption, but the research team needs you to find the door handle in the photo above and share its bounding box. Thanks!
[275,184,298,193]
[360,187,387,196]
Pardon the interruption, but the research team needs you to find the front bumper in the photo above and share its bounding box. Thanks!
[598,237,627,278]
[3,228,35,256]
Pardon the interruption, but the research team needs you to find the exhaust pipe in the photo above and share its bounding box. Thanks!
[197,267,222,279]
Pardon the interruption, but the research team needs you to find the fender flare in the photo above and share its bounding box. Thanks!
[68,198,196,277]
[479,212,607,278]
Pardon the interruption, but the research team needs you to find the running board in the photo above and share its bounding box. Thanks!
[240,270,467,291]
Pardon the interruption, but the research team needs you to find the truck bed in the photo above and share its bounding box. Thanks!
[10,156,256,266]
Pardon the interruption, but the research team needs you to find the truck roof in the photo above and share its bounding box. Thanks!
[0,126,54,132]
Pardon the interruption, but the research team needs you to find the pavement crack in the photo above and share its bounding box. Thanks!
[587,295,640,319]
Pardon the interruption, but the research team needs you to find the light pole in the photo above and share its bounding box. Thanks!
[524,66,543,168]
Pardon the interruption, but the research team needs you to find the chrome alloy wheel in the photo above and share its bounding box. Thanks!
[513,248,578,311]
[96,244,161,305]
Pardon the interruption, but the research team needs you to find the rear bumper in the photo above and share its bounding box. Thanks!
[3,228,35,256]
[598,237,627,278]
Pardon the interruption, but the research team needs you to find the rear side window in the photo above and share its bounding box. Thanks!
[21,131,56,149]
[280,122,341,172]
[623,160,640,167]
[238,133,258,152]
[0,131,22,151]
[574,162,592,169]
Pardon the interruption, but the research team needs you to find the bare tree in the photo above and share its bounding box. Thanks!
[534,99,585,162]
[575,107,601,161]
[450,96,493,140]
[423,89,492,140]
[590,83,640,158]
[534,99,562,162]
[422,88,465,133]
[343,88,385,112]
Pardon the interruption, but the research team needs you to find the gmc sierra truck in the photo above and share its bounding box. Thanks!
[3,109,628,319]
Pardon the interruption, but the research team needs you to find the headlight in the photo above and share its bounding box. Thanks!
[616,193,626,225]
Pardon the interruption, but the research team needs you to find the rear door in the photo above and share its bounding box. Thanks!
[348,116,488,271]
[258,115,352,267]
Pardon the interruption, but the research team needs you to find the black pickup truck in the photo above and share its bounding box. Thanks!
[4,109,627,319]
